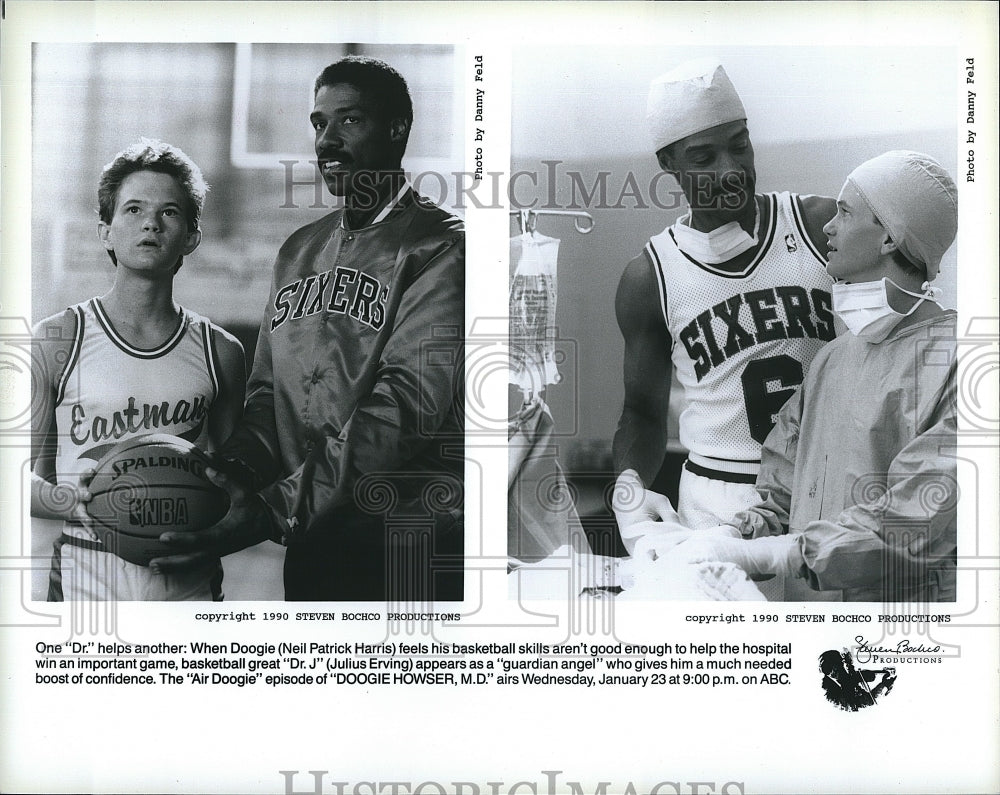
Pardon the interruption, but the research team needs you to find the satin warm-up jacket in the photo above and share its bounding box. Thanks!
[224,189,464,544]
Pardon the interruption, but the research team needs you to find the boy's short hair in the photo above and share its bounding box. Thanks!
[98,139,208,233]
[314,56,413,150]
[889,248,926,279]
[872,215,927,279]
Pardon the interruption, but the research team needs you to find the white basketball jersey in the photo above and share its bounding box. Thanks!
[646,192,834,469]
[54,299,219,492]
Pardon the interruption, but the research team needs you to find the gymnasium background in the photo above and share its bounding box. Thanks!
[509,45,957,557]
[30,43,463,600]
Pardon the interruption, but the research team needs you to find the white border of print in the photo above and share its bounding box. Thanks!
[1,3,997,794]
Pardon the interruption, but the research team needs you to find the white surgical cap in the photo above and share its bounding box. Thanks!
[646,58,747,152]
[846,150,958,280]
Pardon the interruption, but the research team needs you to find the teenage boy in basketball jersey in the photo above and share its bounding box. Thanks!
[613,60,837,566]
[31,140,246,601]
[152,57,465,602]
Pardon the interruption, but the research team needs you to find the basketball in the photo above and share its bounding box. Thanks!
[86,434,229,566]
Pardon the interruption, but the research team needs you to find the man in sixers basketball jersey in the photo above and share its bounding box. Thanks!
[612,60,837,583]
[626,151,959,603]
[31,140,246,601]
[153,57,465,601]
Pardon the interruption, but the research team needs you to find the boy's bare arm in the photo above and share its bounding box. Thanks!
[30,310,92,522]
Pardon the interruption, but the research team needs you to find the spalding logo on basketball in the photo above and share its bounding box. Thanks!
[86,434,229,566]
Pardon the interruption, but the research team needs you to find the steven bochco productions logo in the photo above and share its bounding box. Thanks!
[818,650,897,712]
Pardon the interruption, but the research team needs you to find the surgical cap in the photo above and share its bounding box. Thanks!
[846,150,958,280]
[646,58,747,152]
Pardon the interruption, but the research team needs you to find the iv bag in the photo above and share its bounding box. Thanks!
[509,231,560,399]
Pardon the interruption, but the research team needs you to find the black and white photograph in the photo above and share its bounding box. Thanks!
[28,42,465,603]
[507,46,963,603]
[1,3,997,795]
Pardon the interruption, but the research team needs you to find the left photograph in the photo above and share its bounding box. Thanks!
[30,43,465,602]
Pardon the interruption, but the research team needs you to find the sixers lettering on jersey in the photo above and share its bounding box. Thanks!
[648,192,835,458]
[679,285,834,382]
[270,266,390,332]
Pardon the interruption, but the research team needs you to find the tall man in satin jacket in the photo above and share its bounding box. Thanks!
[154,56,464,602]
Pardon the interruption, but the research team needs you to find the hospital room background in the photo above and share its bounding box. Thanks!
[509,45,957,560]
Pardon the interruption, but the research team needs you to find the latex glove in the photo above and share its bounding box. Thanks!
[668,534,801,580]
[618,520,695,590]
[613,469,682,555]
[630,522,741,563]
[699,524,742,540]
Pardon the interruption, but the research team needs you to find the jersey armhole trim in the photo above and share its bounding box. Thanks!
[789,194,829,265]
[54,306,85,407]
[644,242,670,327]
[202,323,221,403]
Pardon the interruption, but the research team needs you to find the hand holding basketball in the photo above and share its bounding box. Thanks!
[71,468,97,539]
[32,469,96,533]
[149,464,273,573]
[86,434,229,565]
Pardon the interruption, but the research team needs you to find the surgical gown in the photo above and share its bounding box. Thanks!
[734,311,958,601]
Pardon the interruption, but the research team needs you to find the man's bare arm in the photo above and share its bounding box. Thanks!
[612,253,674,485]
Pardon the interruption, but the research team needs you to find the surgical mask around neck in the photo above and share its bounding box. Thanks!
[672,208,759,265]
[832,278,942,343]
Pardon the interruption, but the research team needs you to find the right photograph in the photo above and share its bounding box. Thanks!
[506,46,958,602]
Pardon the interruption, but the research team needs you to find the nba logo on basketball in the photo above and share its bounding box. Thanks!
[128,497,190,527]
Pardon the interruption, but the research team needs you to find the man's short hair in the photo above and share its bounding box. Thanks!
[98,138,208,233]
[314,55,414,132]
